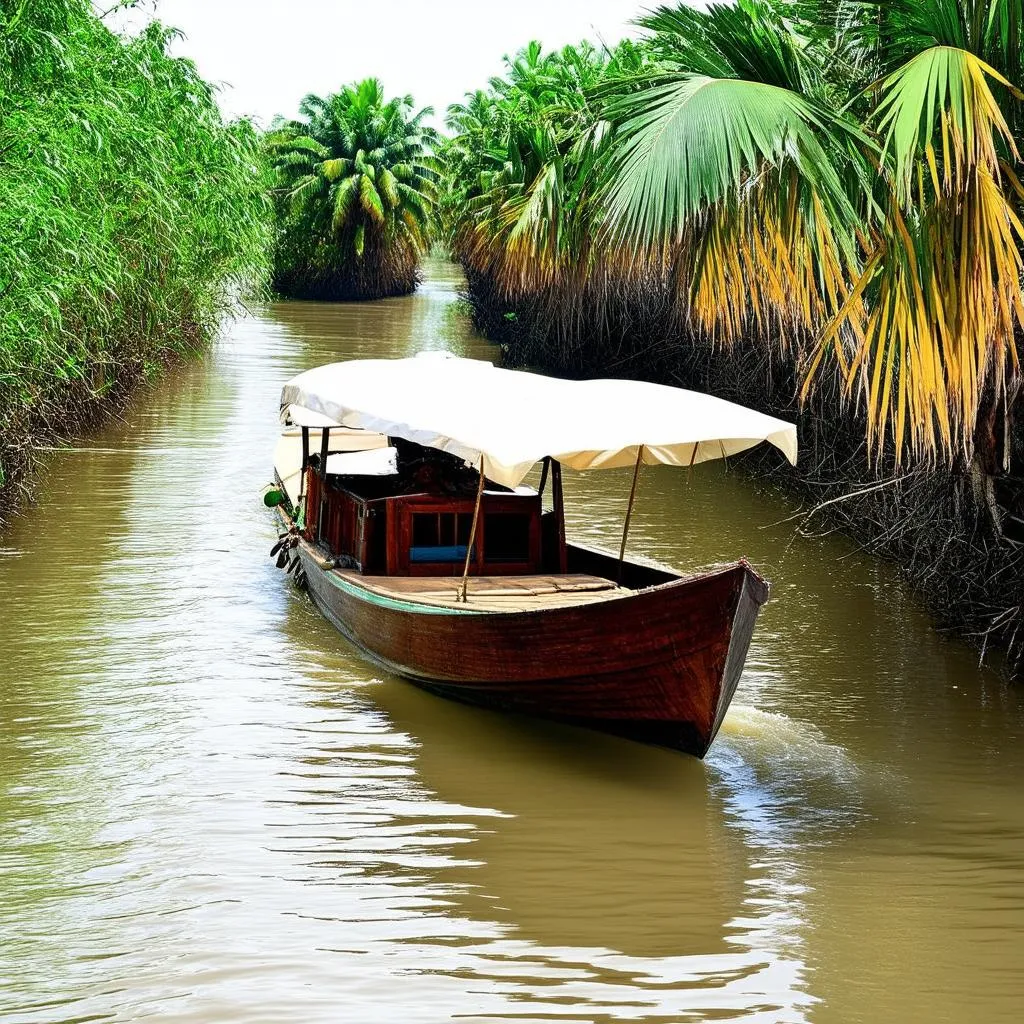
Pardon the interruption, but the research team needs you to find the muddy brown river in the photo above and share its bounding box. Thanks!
[2,261,1023,1023]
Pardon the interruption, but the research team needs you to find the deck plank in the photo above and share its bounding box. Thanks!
[335,572,628,611]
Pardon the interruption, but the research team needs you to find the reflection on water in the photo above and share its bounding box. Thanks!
[2,259,1024,1023]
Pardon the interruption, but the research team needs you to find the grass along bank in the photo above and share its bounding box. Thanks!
[0,0,269,524]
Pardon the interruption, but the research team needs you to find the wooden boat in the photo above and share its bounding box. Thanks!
[268,354,797,758]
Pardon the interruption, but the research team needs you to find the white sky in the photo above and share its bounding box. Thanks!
[110,1,648,127]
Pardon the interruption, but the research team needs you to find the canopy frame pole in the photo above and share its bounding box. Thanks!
[459,458,486,604]
[551,459,567,573]
[318,427,330,479]
[537,455,550,503]
[297,426,311,533]
[617,445,644,583]
[317,428,330,543]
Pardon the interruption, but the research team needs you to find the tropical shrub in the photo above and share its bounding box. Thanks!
[446,0,1024,473]
[602,0,1024,473]
[443,3,1024,674]
[267,79,439,301]
[441,41,658,336]
[0,0,270,511]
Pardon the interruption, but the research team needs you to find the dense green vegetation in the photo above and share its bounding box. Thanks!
[2,0,1020,672]
[267,79,439,300]
[442,0,1024,674]
[444,0,1024,470]
[0,0,269,512]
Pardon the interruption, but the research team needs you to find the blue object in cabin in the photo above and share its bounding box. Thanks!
[409,545,471,564]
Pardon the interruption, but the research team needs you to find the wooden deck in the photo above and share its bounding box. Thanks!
[296,544,767,756]
[338,572,630,611]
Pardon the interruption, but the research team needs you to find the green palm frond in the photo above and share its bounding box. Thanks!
[874,45,1019,200]
[359,174,385,224]
[320,157,350,181]
[637,1,807,89]
[272,150,318,175]
[602,75,862,243]
[331,175,359,231]
[378,167,400,207]
[266,133,328,159]
[287,173,327,213]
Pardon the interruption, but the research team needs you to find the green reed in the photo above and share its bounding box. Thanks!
[0,0,270,507]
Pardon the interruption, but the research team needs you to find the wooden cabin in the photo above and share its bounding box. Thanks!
[280,426,567,578]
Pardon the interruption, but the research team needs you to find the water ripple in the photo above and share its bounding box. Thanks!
[2,262,1024,1023]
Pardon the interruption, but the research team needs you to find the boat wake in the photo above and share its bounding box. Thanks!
[719,705,855,769]
[708,705,867,847]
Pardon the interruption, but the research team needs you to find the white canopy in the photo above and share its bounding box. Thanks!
[282,403,343,428]
[273,425,390,505]
[279,353,798,489]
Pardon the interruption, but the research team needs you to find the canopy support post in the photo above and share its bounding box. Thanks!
[297,426,311,533]
[318,427,330,480]
[317,428,330,543]
[459,458,486,604]
[617,445,644,583]
[551,459,567,573]
[537,455,550,502]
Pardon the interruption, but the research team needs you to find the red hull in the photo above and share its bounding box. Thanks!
[292,536,768,758]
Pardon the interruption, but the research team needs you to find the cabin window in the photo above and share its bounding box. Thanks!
[410,511,473,563]
[483,512,531,563]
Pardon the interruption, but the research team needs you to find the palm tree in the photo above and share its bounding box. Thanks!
[601,0,1024,469]
[443,40,651,296]
[267,78,438,300]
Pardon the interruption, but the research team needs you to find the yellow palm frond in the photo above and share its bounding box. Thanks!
[809,46,1024,465]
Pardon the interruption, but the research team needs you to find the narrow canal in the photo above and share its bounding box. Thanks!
[2,262,1023,1023]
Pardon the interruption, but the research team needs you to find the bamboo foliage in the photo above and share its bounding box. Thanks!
[0,1,269,498]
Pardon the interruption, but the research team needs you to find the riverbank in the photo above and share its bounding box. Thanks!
[0,2,268,526]
[464,272,1024,680]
